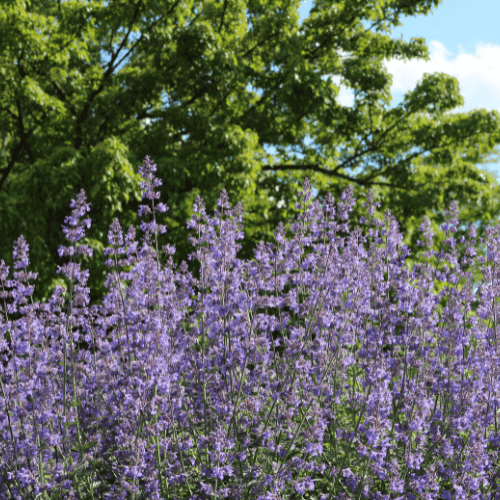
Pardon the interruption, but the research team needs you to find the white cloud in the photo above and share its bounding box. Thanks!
[324,41,500,117]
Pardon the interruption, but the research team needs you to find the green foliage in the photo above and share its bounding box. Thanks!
[1,0,500,314]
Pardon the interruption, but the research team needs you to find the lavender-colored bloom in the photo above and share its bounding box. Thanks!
[1,155,500,499]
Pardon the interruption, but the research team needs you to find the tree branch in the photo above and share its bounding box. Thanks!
[218,0,228,33]
[260,163,402,189]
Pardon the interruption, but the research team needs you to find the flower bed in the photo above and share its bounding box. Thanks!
[1,156,499,499]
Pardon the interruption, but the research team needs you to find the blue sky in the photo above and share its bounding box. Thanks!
[100,0,500,189]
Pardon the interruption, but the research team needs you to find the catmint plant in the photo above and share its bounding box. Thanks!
[1,155,500,500]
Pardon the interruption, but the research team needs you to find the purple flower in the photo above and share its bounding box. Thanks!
[0,157,499,500]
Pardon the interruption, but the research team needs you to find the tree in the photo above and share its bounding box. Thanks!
[1,0,500,317]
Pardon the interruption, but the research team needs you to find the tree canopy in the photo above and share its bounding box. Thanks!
[1,0,500,311]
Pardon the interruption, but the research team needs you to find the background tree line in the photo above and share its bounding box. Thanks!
[1,0,500,338]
